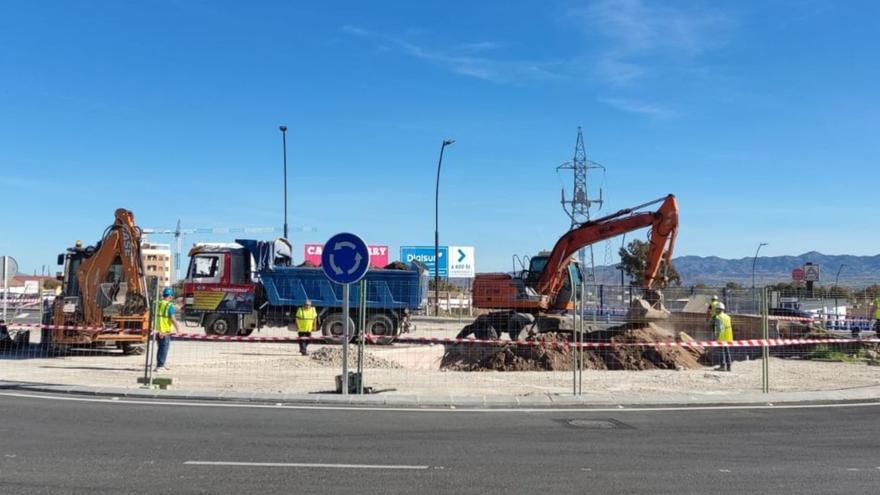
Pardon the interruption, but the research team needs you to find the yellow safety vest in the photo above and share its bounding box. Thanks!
[874,298,880,319]
[295,306,317,333]
[716,312,733,342]
[157,299,174,334]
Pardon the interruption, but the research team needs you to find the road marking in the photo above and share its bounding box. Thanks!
[185,461,432,470]
[719,469,731,473]
[1,391,879,414]
[846,468,860,471]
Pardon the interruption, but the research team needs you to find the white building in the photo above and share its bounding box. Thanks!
[141,241,173,287]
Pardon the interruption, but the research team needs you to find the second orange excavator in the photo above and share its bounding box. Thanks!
[458,194,679,340]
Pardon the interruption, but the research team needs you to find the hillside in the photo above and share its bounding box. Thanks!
[592,252,880,287]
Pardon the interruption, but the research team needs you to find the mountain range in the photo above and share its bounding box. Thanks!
[592,252,880,287]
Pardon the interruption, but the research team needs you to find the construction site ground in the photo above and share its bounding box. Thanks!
[1,316,878,398]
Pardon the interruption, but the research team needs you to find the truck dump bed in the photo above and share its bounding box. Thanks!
[236,238,428,310]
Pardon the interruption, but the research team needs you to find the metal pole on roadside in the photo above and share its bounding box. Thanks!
[761,286,769,393]
[342,283,350,395]
[570,297,583,395]
[357,279,366,395]
[2,257,7,321]
[143,281,160,387]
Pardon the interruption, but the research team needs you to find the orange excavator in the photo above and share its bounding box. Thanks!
[460,194,679,340]
[47,209,151,353]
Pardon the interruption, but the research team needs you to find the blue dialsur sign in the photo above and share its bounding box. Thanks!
[321,232,371,284]
[400,246,448,277]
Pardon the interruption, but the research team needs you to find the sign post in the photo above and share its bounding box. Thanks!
[0,256,19,322]
[321,233,370,395]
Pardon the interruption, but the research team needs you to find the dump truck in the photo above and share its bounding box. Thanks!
[459,194,679,340]
[46,208,151,353]
[182,238,428,342]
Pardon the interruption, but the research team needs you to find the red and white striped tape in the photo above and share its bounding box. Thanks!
[168,333,880,349]
[5,322,120,333]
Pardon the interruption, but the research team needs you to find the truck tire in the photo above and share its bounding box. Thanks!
[365,314,397,344]
[238,327,255,337]
[321,313,356,342]
[204,315,238,336]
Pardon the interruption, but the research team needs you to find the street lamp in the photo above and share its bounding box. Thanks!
[279,125,289,240]
[752,242,768,289]
[434,139,455,316]
[834,264,847,316]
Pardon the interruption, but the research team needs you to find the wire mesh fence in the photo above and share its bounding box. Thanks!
[2,280,878,398]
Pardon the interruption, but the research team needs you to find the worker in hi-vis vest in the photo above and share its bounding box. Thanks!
[155,287,179,372]
[706,295,720,331]
[292,299,318,356]
[714,302,734,372]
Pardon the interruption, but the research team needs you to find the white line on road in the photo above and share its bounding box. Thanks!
[2,391,880,414]
[185,461,432,470]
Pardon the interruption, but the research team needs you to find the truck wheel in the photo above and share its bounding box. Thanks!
[365,314,396,344]
[205,315,238,336]
[321,313,356,342]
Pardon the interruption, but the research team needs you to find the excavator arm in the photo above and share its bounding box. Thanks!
[535,194,679,303]
[76,208,149,325]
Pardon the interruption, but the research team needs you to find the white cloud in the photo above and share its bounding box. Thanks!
[573,0,734,85]
[340,26,564,84]
[597,96,674,118]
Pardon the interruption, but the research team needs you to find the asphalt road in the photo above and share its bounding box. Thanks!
[0,394,878,494]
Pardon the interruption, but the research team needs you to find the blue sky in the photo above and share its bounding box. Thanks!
[1,0,878,278]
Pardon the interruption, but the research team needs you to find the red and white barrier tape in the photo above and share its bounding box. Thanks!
[6,322,120,333]
[384,335,880,349]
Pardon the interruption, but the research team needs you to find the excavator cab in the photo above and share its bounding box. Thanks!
[525,254,584,311]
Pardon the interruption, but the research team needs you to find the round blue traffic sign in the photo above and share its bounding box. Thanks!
[321,232,371,284]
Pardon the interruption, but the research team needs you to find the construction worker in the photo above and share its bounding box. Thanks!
[706,295,720,332]
[714,302,734,372]
[154,287,179,372]
[293,299,318,356]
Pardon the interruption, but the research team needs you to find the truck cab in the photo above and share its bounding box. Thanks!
[182,242,274,336]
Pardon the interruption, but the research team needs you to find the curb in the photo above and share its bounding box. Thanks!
[2,381,879,409]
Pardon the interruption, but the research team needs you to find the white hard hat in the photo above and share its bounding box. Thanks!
[712,295,718,300]
[715,302,726,311]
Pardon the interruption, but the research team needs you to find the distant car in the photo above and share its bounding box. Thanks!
[768,307,817,320]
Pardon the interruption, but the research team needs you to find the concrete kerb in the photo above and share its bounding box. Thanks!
[2,380,880,409]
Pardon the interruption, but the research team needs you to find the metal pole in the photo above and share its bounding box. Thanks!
[143,280,160,387]
[342,283,350,395]
[434,139,454,316]
[752,242,767,290]
[2,256,7,321]
[761,286,769,393]
[357,279,366,395]
[280,125,289,240]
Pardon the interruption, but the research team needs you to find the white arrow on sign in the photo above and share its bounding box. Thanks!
[347,253,363,275]
[328,254,344,275]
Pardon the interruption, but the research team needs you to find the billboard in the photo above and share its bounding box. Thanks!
[303,243,389,268]
[400,246,448,277]
[448,245,475,278]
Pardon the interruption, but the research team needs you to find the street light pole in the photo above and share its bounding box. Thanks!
[434,139,455,317]
[752,242,768,289]
[834,264,847,316]
[279,125,289,240]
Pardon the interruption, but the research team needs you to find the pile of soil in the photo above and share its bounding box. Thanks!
[440,324,705,372]
[309,347,403,369]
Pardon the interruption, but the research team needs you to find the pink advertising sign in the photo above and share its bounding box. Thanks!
[303,243,389,268]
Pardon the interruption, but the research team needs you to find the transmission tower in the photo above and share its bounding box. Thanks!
[557,126,604,282]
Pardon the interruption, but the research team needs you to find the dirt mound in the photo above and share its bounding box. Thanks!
[384,261,409,270]
[441,325,705,372]
[309,347,403,369]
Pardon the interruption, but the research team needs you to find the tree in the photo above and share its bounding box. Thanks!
[618,239,681,287]
[42,279,61,291]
